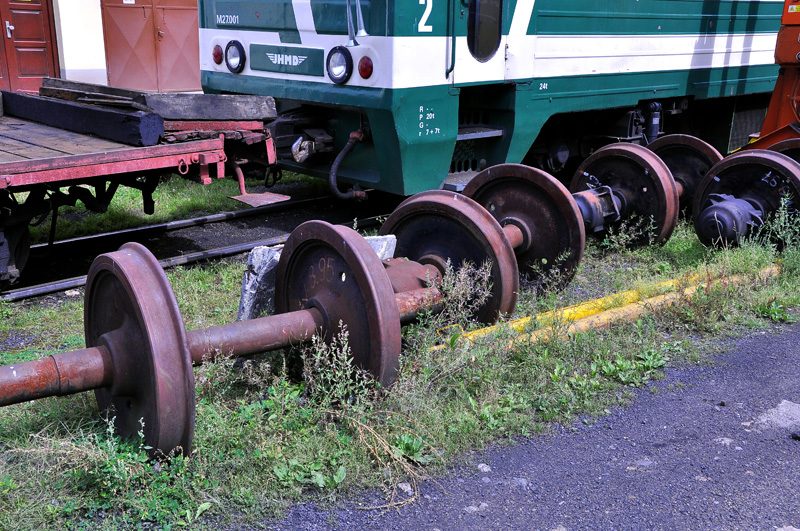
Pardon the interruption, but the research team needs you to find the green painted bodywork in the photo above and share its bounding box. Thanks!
[203,71,458,195]
[200,0,784,195]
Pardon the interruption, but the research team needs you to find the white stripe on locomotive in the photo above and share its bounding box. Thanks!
[200,29,778,89]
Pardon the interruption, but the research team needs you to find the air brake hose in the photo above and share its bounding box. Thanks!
[329,130,368,201]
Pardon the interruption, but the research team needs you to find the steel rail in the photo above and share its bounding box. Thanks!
[31,194,333,253]
[2,215,383,302]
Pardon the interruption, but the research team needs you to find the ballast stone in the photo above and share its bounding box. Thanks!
[237,235,397,321]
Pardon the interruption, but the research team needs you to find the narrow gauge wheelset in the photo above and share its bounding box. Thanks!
[9,0,800,456]
[0,191,524,455]
[4,152,800,455]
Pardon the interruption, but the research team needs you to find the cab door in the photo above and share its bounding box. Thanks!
[449,0,505,86]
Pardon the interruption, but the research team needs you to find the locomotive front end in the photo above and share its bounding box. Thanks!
[198,0,461,196]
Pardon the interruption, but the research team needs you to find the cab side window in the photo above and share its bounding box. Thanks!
[467,0,502,62]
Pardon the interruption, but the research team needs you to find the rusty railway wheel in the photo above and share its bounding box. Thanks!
[85,242,195,456]
[572,143,679,246]
[379,190,518,324]
[693,150,800,247]
[462,163,585,290]
[275,221,402,387]
[647,134,723,212]
[768,138,800,163]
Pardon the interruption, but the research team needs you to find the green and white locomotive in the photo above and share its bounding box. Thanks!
[199,0,782,196]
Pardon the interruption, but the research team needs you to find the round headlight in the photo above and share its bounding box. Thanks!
[225,41,246,73]
[326,46,353,84]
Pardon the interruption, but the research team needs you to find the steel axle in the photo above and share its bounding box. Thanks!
[0,192,517,456]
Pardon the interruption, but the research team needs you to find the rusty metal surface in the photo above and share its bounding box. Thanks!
[768,138,800,163]
[274,221,402,387]
[571,143,680,246]
[692,149,800,246]
[382,257,441,294]
[228,162,290,207]
[647,134,723,212]
[85,242,195,456]
[395,288,444,325]
[164,120,264,132]
[186,309,324,364]
[463,164,585,291]
[380,190,518,324]
[0,346,112,406]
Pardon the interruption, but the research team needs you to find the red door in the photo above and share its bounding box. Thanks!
[0,0,59,92]
[101,0,200,92]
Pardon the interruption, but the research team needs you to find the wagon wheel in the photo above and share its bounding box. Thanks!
[462,163,585,290]
[380,190,518,324]
[85,242,195,456]
[275,221,402,387]
[693,150,800,246]
[571,143,679,246]
[647,134,723,212]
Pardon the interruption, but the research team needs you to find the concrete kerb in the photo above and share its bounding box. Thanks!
[431,264,781,352]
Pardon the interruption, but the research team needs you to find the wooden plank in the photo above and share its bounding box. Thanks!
[0,151,30,163]
[0,116,128,155]
[0,136,68,160]
[40,77,144,100]
[135,93,277,121]
[39,86,130,103]
[2,91,164,146]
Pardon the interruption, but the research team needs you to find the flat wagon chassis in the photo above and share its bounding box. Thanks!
[0,119,230,288]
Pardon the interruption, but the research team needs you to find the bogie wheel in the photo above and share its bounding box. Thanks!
[692,150,800,247]
[571,143,680,246]
[647,134,723,211]
[379,190,518,324]
[275,221,402,387]
[768,138,800,163]
[85,242,195,456]
[462,164,585,290]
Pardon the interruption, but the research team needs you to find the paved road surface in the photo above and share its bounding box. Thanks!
[260,322,800,531]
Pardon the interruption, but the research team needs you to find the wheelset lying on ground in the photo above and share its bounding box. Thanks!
[460,143,681,291]
[0,191,518,456]
[646,134,724,213]
[692,150,800,246]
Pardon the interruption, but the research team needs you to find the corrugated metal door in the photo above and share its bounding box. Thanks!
[101,0,199,92]
[0,0,59,92]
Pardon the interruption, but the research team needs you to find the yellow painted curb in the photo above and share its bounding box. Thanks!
[432,264,780,352]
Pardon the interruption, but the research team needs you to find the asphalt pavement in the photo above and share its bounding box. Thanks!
[260,321,800,531]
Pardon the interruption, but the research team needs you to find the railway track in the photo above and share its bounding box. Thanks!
[3,192,401,301]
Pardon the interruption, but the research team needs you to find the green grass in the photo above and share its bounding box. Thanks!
[1,215,799,530]
[20,171,321,245]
